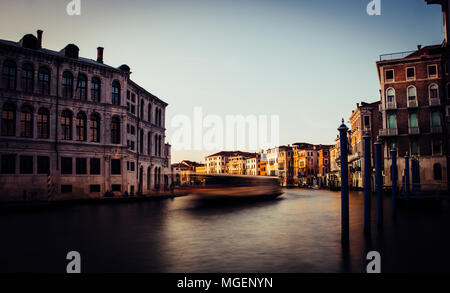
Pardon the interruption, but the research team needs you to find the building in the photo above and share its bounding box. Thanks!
[195,164,206,175]
[0,30,171,201]
[278,145,294,186]
[376,1,449,192]
[205,151,255,174]
[171,160,202,186]
[259,151,268,176]
[317,145,331,187]
[245,155,260,176]
[348,101,381,189]
[266,147,280,177]
[328,136,341,189]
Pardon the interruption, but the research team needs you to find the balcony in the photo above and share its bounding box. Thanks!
[379,128,398,137]
[429,98,441,106]
[407,99,418,108]
[408,127,420,135]
[379,103,397,111]
[431,125,443,134]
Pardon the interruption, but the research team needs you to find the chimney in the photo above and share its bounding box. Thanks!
[417,44,422,51]
[37,30,43,49]
[97,47,104,64]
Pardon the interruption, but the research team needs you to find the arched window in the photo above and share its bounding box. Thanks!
[62,71,73,98]
[1,103,16,136]
[76,112,87,141]
[148,104,151,122]
[407,86,416,101]
[90,113,100,143]
[37,108,49,139]
[140,99,144,119]
[20,105,33,138]
[154,134,158,156]
[386,88,395,104]
[91,77,101,102]
[2,60,17,89]
[112,81,121,105]
[21,63,34,93]
[61,110,73,140]
[429,84,439,100]
[147,131,152,155]
[147,166,151,190]
[433,163,442,180]
[111,116,120,144]
[76,74,87,100]
[38,67,50,95]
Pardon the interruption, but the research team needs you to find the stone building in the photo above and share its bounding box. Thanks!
[0,30,171,201]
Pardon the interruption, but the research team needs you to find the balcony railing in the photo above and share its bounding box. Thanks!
[379,50,416,61]
[379,128,398,137]
[431,125,442,134]
[407,99,418,108]
[429,98,441,106]
[408,127,420,135]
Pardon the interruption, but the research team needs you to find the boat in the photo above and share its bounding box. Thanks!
[187,174,283,201]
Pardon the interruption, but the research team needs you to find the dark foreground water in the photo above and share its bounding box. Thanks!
[1,189,450,273]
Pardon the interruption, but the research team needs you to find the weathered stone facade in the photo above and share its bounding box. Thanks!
[0,31,171,201]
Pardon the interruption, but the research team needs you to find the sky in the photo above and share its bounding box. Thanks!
[0,0,445,163]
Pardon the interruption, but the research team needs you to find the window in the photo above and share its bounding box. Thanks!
[130,125,135,135]
[431,112,441,126]
[2,60,16,89]
[76,74,87,100]
[90,113,100,142]
[428,65,437,77]
[148,104,152,122]
[112,184,121,192]
[61,185,72,193]
[38,67,50,95]
[130,161,135,171]
[76,112,87,141]
[20,156,33,174]
[147,131,152,155]
[91,77,101,102]
[90,185,101,192]
[61,157,72,174]
[37,156,50,174]
[140,99,144,118]
[112,81,121,105]
[62,71,73,98]
[111,116,121,144]
[409,113,418,128]
[37,108,49,139]
[20,106,33,138]
[429,84,439,100]
[1,154,16,174]
[385,69,394,82]
[139,129,144,153]
[76,158,87,174]
[111,159,121,175]
[432,140,442,155]
[433,163,442,180]
[406,67,415,80]
[90,158,101,174]
[61,110,72,140]
[21,63,34,93]
[388,114,397,129]
[407,86,416,101]
[411,142,419,156]
[2,103,16,136]
[363,116,370,129]
[386,88,395,103]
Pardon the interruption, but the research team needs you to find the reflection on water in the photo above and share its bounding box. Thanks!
[1,189,450,272]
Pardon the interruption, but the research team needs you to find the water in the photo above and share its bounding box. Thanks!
[1,189,450,273]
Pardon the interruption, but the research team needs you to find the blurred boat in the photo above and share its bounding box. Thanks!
[187,174,283,200]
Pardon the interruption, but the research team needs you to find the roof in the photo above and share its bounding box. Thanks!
[206,151,258,158]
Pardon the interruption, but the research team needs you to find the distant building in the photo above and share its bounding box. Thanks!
[266,147,280,177]
[278,146,294,186]
[205,151,255,174]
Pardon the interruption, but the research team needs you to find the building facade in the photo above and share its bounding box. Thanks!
[0,31,171,201]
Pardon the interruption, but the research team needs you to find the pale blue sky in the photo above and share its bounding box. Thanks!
[0,0,444,162]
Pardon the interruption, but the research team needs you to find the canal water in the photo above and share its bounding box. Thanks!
[1,189,450,273]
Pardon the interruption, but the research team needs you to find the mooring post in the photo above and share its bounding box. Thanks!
[404,153,410,198]
[363,132,372,235]
[338,119,349,246]
[374,138,383,227]
[390,147,397,218]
